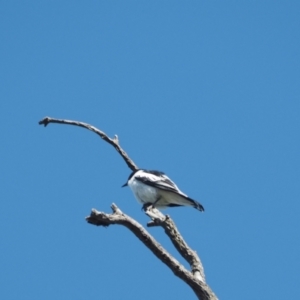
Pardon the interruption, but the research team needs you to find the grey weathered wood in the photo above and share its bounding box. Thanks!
[86,205,217,300]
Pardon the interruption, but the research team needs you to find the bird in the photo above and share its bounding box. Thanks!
[122,169,204,212]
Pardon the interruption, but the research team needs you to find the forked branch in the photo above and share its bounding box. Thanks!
[86,205,217,300]
[39,116,217,300]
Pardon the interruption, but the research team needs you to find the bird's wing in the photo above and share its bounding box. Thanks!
[134,170,187,197]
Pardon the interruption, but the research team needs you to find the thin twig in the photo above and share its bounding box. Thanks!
[38,116,138,171]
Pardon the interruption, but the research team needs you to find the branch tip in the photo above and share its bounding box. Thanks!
[113,135,119,144]
[111,203,122,214]
[90,208,98,215]
[38,117,51,127]
[147,221,157,227]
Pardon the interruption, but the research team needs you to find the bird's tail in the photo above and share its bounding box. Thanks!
[179,196,205,212]
[191,198,205,212]
[184,195,204,211]
[173,195,205,212]
[157,191,205,212]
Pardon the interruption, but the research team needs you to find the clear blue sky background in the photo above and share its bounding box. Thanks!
[1,2,299,299]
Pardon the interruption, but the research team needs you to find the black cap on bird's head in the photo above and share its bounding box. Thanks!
[121,169,139,187]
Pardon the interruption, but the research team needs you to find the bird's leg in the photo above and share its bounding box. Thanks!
[142,203,153,211]
[142,196,162,211]
[152,196,162,209]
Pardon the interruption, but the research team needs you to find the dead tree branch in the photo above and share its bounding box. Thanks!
[39,116,217,300]
[146,209,205,282]
[86,205,217,300]
[38,116,138,171]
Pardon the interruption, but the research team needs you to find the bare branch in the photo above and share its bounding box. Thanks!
[145,208,205,282]
[86,205,218,300]
[38,116,138,171]
[40,117,218,299]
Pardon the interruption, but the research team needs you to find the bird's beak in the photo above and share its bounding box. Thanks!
[122,182,128,187]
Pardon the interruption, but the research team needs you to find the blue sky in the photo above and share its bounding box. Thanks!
[1,1,299,299]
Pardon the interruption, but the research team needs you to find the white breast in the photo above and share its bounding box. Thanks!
[128,177,158,204]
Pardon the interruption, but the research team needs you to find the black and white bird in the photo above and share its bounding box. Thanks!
[122,169,204,212]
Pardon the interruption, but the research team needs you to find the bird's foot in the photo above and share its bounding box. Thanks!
[142,203,153,211]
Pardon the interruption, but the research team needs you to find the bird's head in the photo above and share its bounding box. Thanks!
[121,169,139,187]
